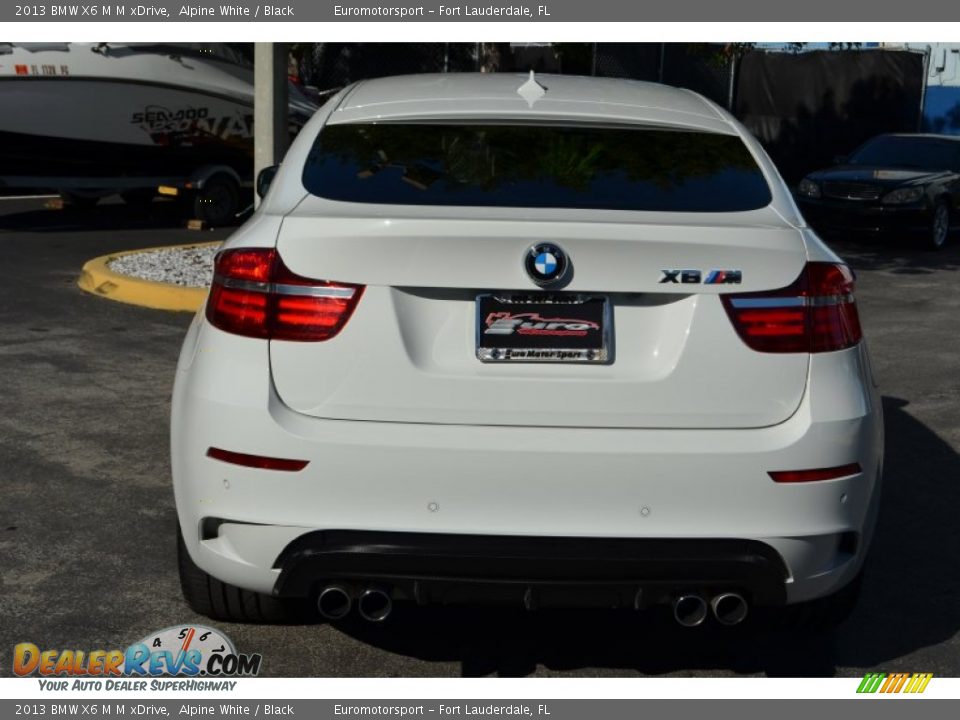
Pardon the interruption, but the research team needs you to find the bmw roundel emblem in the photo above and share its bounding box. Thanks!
[524,243,570,287]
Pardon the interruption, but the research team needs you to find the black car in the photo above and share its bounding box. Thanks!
[796,134,960,250]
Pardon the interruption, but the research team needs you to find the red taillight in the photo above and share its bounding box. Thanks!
[207,447,308,472]
[206,248,364,341]
[721,262,862,353]
[214,248,275,282]
[769,463,862,483]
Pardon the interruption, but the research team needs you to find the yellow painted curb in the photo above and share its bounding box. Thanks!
[77,241,221,312]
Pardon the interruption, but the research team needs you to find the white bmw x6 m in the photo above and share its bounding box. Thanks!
[172,73,883,628]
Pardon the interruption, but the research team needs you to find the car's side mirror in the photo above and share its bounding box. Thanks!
[256,165,279,199]
[833,154,848,165]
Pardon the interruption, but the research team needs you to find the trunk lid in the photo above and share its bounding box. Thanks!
[268,205,809,429]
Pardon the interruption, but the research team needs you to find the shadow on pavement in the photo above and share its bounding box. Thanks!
[831,396,960,670]
[824,234,960,275]
[328,396,960,677]
[0,197,244,233]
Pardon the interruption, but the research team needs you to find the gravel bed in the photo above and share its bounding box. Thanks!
[107,244,220,288]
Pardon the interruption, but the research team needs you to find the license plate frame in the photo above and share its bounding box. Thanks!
[475,293,612,364]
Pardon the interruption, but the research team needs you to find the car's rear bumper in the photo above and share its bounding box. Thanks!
[270,530,790,608]
[171,319,884,608]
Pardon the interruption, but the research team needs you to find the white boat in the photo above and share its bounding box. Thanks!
[0,42,317,218]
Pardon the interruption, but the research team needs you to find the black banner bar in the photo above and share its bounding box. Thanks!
[2,699,959,720]
[5,1,960,22]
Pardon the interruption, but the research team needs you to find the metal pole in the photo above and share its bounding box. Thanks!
[727,53,737,111]
[254,42,289,208]
[918,47,931,131]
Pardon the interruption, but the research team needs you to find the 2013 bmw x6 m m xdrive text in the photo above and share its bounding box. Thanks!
[172,73,883,629]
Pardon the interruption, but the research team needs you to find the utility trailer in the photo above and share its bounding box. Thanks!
[0,163,252,226]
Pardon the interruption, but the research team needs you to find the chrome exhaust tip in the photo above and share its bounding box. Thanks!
[357,587,393,623]
[317,585,352,621]
[673,594,708,627]
[710,592,748,626]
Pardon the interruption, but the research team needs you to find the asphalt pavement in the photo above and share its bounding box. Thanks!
[1,196,958,677]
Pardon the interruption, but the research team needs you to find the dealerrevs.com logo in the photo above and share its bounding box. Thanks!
[13,625,262,689]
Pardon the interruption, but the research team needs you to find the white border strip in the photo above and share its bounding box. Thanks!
[5,17,956,701]
[2,677,958,699]
[10,22,960,42]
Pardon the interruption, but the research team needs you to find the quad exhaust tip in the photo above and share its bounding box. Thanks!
[710,592,748,626]
[317,585,352,621]
[357,587,393,623]
[673,594,708,627]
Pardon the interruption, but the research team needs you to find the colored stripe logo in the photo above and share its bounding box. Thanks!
[857,672,933,694]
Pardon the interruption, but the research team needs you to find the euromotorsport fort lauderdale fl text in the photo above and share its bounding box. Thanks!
[333,4,552,17]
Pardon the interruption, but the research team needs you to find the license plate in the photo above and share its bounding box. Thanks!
[476,294,611,363]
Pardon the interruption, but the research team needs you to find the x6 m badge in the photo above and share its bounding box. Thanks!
[660,269,743,284]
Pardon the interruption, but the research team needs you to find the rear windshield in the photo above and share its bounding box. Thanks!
[302,123,772,212]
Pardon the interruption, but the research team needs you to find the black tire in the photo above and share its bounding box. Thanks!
[928,201,950,251]
[177,525,301,624]
[191,175,239,227]
[774,571,863,632]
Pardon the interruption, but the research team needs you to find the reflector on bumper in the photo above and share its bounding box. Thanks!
[206,447,308,472]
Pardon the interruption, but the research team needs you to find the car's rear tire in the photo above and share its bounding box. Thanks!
[177,525,302,623]
[929,201,950,251]
[774,570,863,632]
